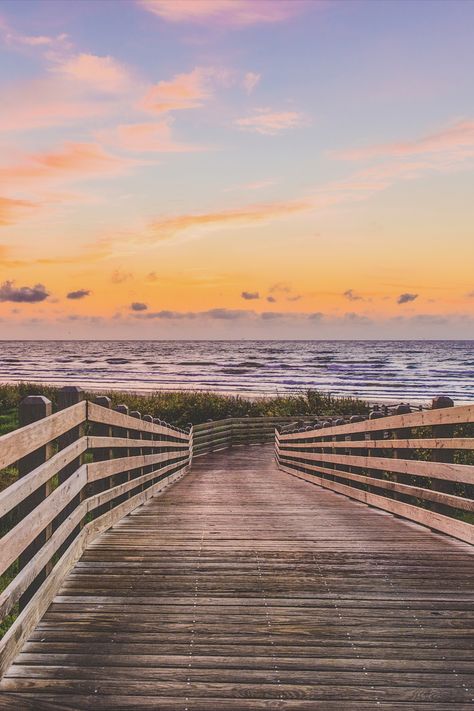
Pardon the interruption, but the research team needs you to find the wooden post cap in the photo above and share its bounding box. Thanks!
[94,396,111,408]
[395,404,411,415]
[369,410,384,419]
[350,415,364,423]
[114,404,129,414]
[58,385,84,408]
[143,415,153,422]
[432,396,454,409]
[130,411,141,419]
[19,396,52,425]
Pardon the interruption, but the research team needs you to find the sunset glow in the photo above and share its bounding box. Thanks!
[0,0,473,339]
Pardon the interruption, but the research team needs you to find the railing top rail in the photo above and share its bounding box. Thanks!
[278,403,474,440]
[87,401,188,439]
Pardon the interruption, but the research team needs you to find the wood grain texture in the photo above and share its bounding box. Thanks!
[1,445,472,709]
[0,402,86,471]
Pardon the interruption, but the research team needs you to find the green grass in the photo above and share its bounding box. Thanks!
[0,382,370,430]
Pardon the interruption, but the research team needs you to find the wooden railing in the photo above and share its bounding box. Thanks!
[192,416,317,456]
[276,400,474,545]
[0,391,191,677]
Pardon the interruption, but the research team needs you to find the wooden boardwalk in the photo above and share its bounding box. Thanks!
[0,444,473,710]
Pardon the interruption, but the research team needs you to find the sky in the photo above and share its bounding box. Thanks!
[0,0,473,340]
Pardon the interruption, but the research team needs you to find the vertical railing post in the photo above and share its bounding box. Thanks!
[143,415,154,491]
[188,423,194,465]
[114,404,129,504]
[153,418,161,485]
[129,411,142,495]
[92,395,112,515]
[17,395,53,609]
[56,386,85,539]
[431,396,455,502]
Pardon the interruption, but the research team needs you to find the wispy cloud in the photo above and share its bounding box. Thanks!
[138,0,307,27]
[241,291,260,300]
[0,142,129,186]
[143,199,311,243]
[141,66,229,114]
[0,196,36,225]
[235,108,308,135]
[111,270,134,284]
[104,119,202,153]
[242,71,261,94]
[334,119,474,161]
[53,53,133,93]
[343,288,364,302]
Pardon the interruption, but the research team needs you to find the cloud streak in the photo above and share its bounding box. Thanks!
[0,142,129,186]
[235,108,307,135]
[144,199,311,243]
[334,119,474,161]
[138,0,307,27]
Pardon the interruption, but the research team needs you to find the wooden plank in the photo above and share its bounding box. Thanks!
[0,402,86,471]
[0,463,190,679]
[0,444,472,709]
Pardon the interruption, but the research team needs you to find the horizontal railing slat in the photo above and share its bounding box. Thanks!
[0,402,86,471]
[0,465,88,576]
[279,464,474,545]
[276,445,474,485]
[87,402,188,439]
[87,436,189,450]
[276,457,474,512]
[0,437,88,519]
[278,403,474,440]
[279,437,474,451]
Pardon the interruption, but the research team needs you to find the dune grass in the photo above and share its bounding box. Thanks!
[0,382,370,432]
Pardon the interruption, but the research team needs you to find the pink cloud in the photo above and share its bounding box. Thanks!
[235,108,308,135]
[334,120,474,160]
[141,66,228,114]
[53,53,133,93]
[138,0,307,26]
[107,120,202,153]
[0,17,70,51]
[0,196,36,226]
[242,72,261,94]
[0,142,128,185]
[146,199,311,242]
[0,75,113,132]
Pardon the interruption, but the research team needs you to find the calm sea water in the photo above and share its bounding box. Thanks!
[0,341,472,404]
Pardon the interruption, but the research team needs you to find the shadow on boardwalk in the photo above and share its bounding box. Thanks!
[0,445,473,710]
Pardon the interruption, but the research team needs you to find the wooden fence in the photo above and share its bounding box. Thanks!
[192,416,317,456]
[0,390,191,677]
[276,400,474,545]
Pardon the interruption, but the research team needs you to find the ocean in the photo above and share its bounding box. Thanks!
[0,340,472,405]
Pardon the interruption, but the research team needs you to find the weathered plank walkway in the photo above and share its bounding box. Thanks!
[0,444,473,710]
